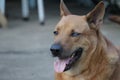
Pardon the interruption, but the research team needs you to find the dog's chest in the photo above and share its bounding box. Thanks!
[55,73,85,80]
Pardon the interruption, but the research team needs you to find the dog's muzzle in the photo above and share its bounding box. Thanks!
[50,44,83,73]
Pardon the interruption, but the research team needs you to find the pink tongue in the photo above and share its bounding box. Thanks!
[54,58,70,73]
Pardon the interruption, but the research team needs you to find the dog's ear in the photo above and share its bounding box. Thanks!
[86,1,105,30]
[60,0,71,17]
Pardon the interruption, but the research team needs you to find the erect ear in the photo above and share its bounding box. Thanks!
[86,1,105,30]
[60,0,71,17]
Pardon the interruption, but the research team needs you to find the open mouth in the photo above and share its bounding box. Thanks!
[54,48,83,73]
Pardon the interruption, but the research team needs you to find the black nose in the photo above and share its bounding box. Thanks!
[50,44,63,57]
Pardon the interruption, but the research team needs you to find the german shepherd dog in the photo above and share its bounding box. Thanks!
[50,0,120,80]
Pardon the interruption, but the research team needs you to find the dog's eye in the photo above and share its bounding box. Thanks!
[71,32,81,37]
[53,31,58,35]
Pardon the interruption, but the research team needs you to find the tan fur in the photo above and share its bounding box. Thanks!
[53,1,120,80]
[0,11,7,28]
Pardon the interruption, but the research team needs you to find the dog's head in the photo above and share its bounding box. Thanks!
[50,0,105,73]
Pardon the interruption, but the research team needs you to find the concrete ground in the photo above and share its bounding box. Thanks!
[0,1,120,80]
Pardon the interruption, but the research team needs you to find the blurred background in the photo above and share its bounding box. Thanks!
[0,0,120,80]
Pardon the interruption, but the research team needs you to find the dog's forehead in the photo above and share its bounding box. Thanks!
[56,15,90,32]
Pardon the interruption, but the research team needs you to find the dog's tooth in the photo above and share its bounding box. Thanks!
[71,55,74,58]
[72,55,74,58]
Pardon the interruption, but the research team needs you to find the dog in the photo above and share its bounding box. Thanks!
[50,0,120,80]
[0,11,7,28]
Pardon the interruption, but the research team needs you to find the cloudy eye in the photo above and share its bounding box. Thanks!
[71,32,81,37]
[53,31,58,35]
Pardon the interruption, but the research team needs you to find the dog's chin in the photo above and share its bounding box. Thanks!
[54,48,83,73]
